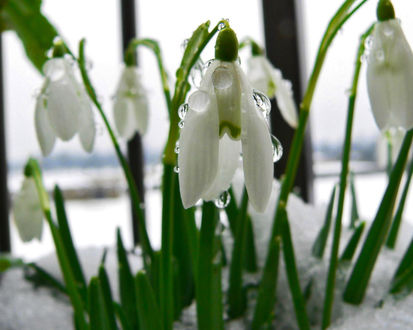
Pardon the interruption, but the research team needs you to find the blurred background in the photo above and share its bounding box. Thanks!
[2,0,413,260]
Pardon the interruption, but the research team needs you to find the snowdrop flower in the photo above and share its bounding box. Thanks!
[12,177,43,242]
[113,66,149,139]
[178,27,274,212]
[367,0,413,131]
[35,47,96,156]
[247,49,298,128]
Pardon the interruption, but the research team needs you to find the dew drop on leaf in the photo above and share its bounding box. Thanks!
[215,190,231,209]
[271,135,283,163]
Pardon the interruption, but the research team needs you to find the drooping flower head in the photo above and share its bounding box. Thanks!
[113,65,149,140]
[178,25,275,212]
[367,0,413,131]
[246,40,298,128]
[35,41,96,156]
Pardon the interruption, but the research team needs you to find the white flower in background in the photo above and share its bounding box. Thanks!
[12,177,43,242]
[178,27,274,212]
[113,66,149,140]
[247,55,298,128]
[367,2,413,132]
[35,57,96,156]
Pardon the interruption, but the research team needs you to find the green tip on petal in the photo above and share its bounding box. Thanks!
[24,162,33,178]
[251,40,265,57]
[52,40,67,58]
[215,27,239,62]
[377,0,395,21]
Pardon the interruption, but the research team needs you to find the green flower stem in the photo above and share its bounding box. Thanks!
[386,157,413,249]
[228,188,249,318]
[255,1,370,327]
[77,40,153,264]
[27,159,88,330]
[322,25,373,329]
[196,202,219,330]
[343,128,413,304]
[126,39,172,117]
[160,164,175,330]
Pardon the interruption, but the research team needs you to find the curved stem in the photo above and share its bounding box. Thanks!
[77,39,153,263]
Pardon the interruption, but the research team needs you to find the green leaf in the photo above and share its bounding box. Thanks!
[312,185,337,258]
[393,236,413,282]
[117,229,139,329]
[135,271,163,330]
[113,302,131,330]
[25,262,66,294]
[0,256,23,272]
[98,266,117,330]
[251,237,281,330]
[343,128,413,304]
[390,263,413,296]
[54,185,87,302]
[88,277,111,330]
[0,0,58,72]
[349,172,360,228]
[340,221,366,262]
[211,262,224,330]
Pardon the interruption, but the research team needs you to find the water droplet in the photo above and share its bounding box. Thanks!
[375,50,385,62]
[188,91,210,113]
[215,190,231,209]
[218,21,227,31]
[253,90,271,116]
[178,120,185,128]
[236,57,241,65]
[174,166,180,173]
[204,59,215,69]
[178,104,189,120]
[190,60,204,88]
[174,142,180,154]
[383,26,394,38]
[212,67,233,89]
[271,135,283,163]
[364,36,373,50]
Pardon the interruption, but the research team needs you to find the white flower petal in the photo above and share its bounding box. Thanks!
[239,67,274,212]
[44,59,81,140]
[202,135,241,201]
[35,94,56,156]
[114,98,137,140]
[78,92,96,153]
[367,19,413,131]
[247,56,274,98]
[133,95,149,135]
[178,95,220,209]
[12,177,43,242]
[272,68,298,128]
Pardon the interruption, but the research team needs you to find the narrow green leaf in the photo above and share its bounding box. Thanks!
[312,185,337,258]
[98,266,117,330]
[280,210,310,330]
[394,236,413,281]
[25,262,66,294]
[135,271,163,330]
[0,0,58,72]
[228,188,249,318]
[340,221,366,262]
[390,263,413,295]
[148,250,161,307]
[211,263,224,330]
[386,158,413,249]
[113,302,131,330]
[54,185,87,302]
[116,229,139,329]
[349,172,360,228]
[0,256,23,272]
[251,237,281,330]
[196,201,219,330]
[88,276,110,330]
[343,129,413,304]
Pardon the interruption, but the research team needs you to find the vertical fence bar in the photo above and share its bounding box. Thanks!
[0,35,10,252]
[120,0,145,245]
[262,0,314,202]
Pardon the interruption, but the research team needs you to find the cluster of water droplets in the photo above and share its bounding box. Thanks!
[214,190,231,209]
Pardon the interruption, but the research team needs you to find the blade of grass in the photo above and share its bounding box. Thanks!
[312,185,337,258]
[211,262,224,329]
[26,262,67,294]
[98,266,117,330]
[88,276,111,330]
[228,188,249,318]
[343,129,413,304]
[135,271,163,330]
[393,235,413,281]
[113,302,131,330]
[340,221,366,262]
[349,172,360,228]
[386,158,413,249]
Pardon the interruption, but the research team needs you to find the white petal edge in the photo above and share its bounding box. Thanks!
[35,94,56,156]
[133,95,149,135]
[202,135,241,201]
[272,68,298,128]
[78,92,96,153]
[178,94,219,209]
[12,177,43,242]
[238,66,274,212]
[114,97,138,140]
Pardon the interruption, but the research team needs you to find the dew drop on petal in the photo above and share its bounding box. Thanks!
[178,104,189,120]
[188,90,210,113]
[271,135,283,163]
[364,36,373,51]
[178,120,185,128]
[253,89,272,116]
[204,59,215,69]
[174,166,180,173]
[212,67,233,90]
[375,50,385,62]
[214,190,231,209]
[174,141,180,154]
[190,60,204,88]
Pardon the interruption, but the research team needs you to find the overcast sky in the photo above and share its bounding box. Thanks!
[3,0,413,163]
